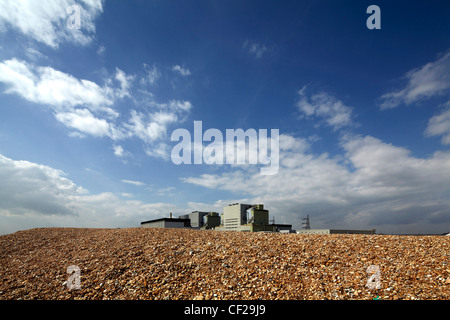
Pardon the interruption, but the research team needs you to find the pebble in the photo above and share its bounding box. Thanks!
[0,227,448,300]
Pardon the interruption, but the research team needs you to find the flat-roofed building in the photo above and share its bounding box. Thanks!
[178,211,221,229]
[140,218,191,229]
[215,203,292,233]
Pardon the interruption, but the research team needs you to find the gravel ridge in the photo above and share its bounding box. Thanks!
[0,227,448,300]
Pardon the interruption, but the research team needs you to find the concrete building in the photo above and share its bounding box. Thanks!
[179,211,207,228]
[141,217,191,229]
[296,229,376,235]
[139,203,292,233]
[221,203,255,231]
[214,203,292,232]
[179,211,221,229]
[203,212,221,229]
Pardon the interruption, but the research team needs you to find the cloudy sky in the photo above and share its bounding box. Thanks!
[1,0,450,235]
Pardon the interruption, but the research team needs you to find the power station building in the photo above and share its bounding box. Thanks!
[214,203,292,232]
[140,203,292,233]
[178,211,221,230]
[140,205,378,235]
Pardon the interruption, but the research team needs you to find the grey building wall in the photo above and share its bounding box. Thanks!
[223,203,254,230]
[189,211,208,228]
[141,218,190,229]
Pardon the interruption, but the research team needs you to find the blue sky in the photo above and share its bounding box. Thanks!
[1,0,450,235]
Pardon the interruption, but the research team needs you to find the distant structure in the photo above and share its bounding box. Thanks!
[140,205,376,235]
[141,217,191,229]
[302,214,311,230]
[297,229,376,235]
[296,214,375,234]
[214,203,292,233]
[140,203,292,233]
[178,211,221,230]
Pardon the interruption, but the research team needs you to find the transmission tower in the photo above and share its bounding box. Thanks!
[302,214,310,230]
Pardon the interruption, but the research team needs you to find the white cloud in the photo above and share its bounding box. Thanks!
[186,199,245,215]
[97,45,106,56]
[243,40,268,59]
[113,145,125,157]
[0,58,193,159]
[141,63,160,86]
[378,50,450,145]
[0,154,84,218]
[0,59,129,140]
[69,193,179,226]
[425,107,450,145]
[296,86,354,130]
[380,51,450,109]
[55,108,111,137]
[114,67,134,99]
[152,111,178,124]
[145,143,171,160]
[25,47,47,61]
[181,134,450,234]
[0,58,36,100]
[279,133,310,153]
[172,64,191,76]
[121,179,145,186]
[0,153,187,234]
[0,58,115,114]
[68,131,86,138]
[124,97,191,147]
[168,100,192,112]
[0,0,103,48]
[125,110,178,143]
[155,187,176,197]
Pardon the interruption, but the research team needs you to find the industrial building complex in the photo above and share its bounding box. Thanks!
[140,203,376,234]
[141,203,292,232]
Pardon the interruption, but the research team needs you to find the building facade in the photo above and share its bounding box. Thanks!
[140,203,293,233]
[215,203,292,232]
[141,218,191,229]
[178,211,221,229]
